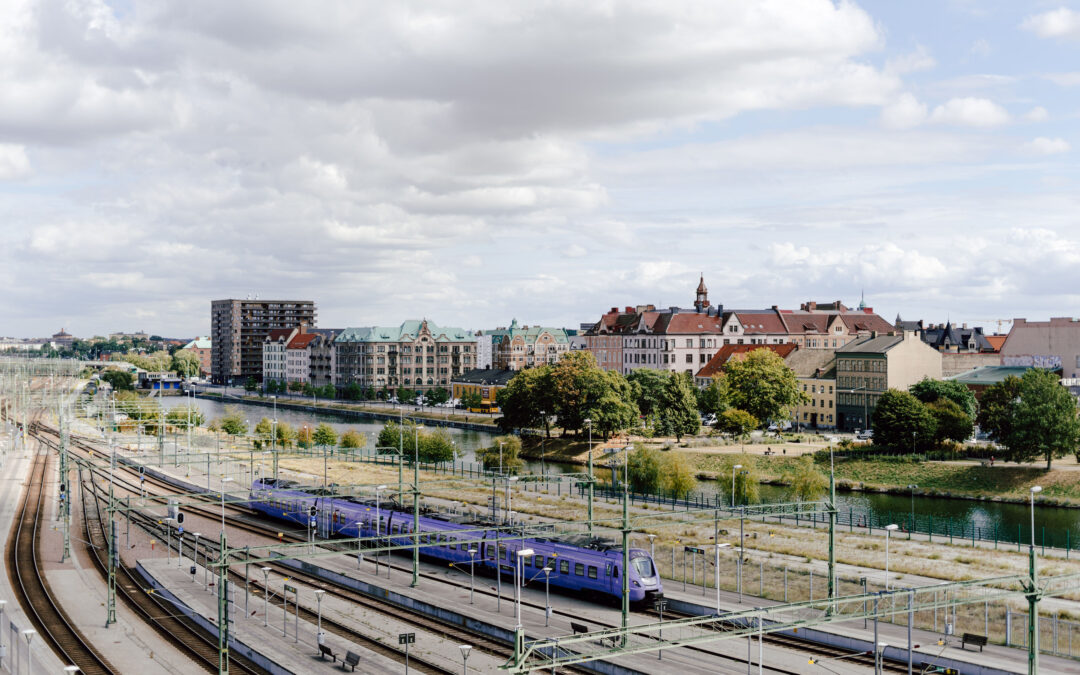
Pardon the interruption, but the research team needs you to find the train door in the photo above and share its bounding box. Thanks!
[605,561,615,595]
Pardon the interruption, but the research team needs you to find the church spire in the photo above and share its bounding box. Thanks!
[694,274,710,312]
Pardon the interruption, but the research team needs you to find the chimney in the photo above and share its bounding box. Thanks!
[626,306,633,313]
[962,323,968,329]
[610,307,618,314]
[870,330,878,339]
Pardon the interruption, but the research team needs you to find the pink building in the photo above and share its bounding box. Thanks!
[1000,318,1080,377]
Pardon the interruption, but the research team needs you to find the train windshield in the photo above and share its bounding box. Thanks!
[631,556,655,578]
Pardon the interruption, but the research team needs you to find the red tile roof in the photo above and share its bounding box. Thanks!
[695,343,798,379]
[662,313,725,334]
[731,311,788,334]
[287,333,319,350]
[985,335,1007,352]
[266,328,294,341]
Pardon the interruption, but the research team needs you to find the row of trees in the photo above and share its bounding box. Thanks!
[871,379,978,452]
[375,420,458,464]
[262,379,337,398]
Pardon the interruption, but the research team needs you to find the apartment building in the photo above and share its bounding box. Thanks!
[487,319,570,370]
[262,326,338,387]
[179,337,212,377]
[211,299,316,384]
[335,319,475,392]
[835,331,942,431]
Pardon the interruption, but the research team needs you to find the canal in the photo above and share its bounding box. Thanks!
[159,397,1080,548]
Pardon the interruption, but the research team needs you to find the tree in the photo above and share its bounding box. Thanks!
[254,417,274,444]
[697,374,730,417]
[396,387,415,403]
[788,456,828,502]
[626,369,671,418]
[871,389,935,452]
[340,430,365,449]
[376,420,416,454]
[476,435,523,474]
[418,428,457,464]
[659,452,697,499]
[658,371,700,441]
[589,371,639,440]
[724,350,806,424]
[626,444,663,493]
[549,352,608,436]
[1006,369,1080,470]
[427,387,451,405]
[717,454,759,505]
[100,369,134,391]
[275,422,296,448]
[244,377,258,393]
[296,426,313,449]
[461,391,483,410]
[319,384,336,399]
[303,382,316,397]
[218,407,247,436]
[342,382,362,400]
[313,423,337,448]
[910,378,978,419]
[977,375,1022,450]
[497,367,553,433]
[927,399,974,444]
[170,350,201,378]
[715,409,758,439]
[166,405,205,428]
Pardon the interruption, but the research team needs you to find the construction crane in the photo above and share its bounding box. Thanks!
[969,319,1013,335]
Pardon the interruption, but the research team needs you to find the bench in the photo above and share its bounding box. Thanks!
[342,651,361,672]
[318,643,337,662]
[961,633,987,651]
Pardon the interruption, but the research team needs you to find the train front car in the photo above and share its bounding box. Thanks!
[247,478,317,528]
[626,548,663,603]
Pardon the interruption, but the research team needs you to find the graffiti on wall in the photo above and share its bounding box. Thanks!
[1002,355,1063,369]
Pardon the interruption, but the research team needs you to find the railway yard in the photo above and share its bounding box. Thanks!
[2,362,1080,674]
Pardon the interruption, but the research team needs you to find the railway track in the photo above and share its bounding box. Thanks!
[6,439,119,675]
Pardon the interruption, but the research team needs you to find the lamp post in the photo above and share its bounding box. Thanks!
[647,533,656,561]
[261,567,271,627]
[884,524,899,590]
[906,485,917,540]
[467,548,477,604]
[1029,484,1042,674]
[413,424,423,587]
[459,644,472,675]
[270,395,278,481]
[585,418,594,535]
[506,476,518,525]
[542,566,553,626]
[1030,486,1042,549]
[731,464,743,507]
[314,589,326,645]
[514,548,535,630]
[715,542,730,613]
[22,629,35,675]
[220,477,233,533]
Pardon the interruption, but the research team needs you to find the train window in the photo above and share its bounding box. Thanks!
[560,560,569,574]
[574,563,584,576]
[523,554,531,567]
[613,566,619,578]
[588,566,597,579]
[498,544,508,560]
[534,555,543,569]
[450,540,457,550]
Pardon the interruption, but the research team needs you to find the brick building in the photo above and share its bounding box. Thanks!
[210,299,316,384]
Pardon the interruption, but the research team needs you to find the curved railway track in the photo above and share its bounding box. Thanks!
[6,439,119,675]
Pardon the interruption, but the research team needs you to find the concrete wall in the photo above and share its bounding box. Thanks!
[886,332,943,390]
[1001,318,1080,377]
[942,352,1001,378]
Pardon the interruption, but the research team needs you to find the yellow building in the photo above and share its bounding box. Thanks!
[450,369,516,413]
[785,349,837,429]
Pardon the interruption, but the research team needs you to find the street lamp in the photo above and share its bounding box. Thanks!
[1030,486,1042,549]
[314,589,326,645]
[261,567,271,627]
[22,629,35,675]
[884,524,899,590]
[714,542,731,613]
[467,548,478,604]
[459,645,472,675]
[514,548,535,629]
[731,464,743,508]
[541,566,553,626]
[906,485,917,540]
[647,533,656,561]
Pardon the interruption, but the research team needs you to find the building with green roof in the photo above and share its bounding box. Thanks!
[486,318,570,370]
[334,319,476,392]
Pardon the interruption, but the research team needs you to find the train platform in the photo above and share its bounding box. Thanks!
[139,556,504,674]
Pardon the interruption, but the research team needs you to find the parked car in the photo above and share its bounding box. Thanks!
[855,429,873,440]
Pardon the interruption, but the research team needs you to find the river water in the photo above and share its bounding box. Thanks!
[159,397,1080,547]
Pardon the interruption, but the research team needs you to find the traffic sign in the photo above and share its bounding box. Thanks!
[178,526,184,535]
[683,546,705,555]
[284,584,297,594]
[398,632,415,645]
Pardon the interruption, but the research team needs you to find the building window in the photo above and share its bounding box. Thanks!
[685,354,693,363]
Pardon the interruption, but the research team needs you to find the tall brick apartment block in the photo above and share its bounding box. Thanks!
[211,299,316,384]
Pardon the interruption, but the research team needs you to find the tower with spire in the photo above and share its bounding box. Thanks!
[694,274,710,313]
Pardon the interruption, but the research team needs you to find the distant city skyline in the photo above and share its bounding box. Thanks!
[2,2,1080,337]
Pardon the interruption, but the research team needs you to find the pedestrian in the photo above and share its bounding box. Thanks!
[990,455,995,467]
[782,447,786,455]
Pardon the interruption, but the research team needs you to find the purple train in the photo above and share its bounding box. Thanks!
[248,478,663,604]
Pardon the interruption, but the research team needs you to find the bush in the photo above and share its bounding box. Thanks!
[340,430,365,449]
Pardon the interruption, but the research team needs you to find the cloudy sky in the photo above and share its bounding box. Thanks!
[3,0,1080,338]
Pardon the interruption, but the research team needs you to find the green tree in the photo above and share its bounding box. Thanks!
[549,352,609,436]
[658,371,700,441]
[170,350,202,378]
[977,375,1022,451]
[717,454,759,505]
[497,366,553,433]
[340,430,365,449]
[303,382,316,397]
[927,398,974,444]
[100,369,134,391]
[296,426,313,449]
[626,444,663,493]
[724,350,806,424]
[715,409,758,439]
[1007,369,1080,469]
[376,420,416,454]
[787,456,828,502]
[589,371,639,440]
[244,377,258,393]
[697,374,730,416]
[218,406,247,436]
[275,422,296,449]
[254,417,274,444]
[476,435,523,474]
[166,405,205,428]
[659,452,697,499]
[461,391,483,410]
[313,423,337,448]
[342,382,362,400]
[871,389,935,452]
[418,428,458,464]
[909,378,978,419]
[427,387,451,405]
[396,387,416,403]
[319,384,336,399]
[626,369,671,418]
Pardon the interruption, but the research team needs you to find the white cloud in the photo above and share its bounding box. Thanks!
[1024,106,1049,122]
[1022,8,1080,39]
[562,243,586,258]
[1045,72,1080,87]
[885,45,935,74]
[1023,137,1070,155]
[880,93,928,129]
[929,97,1010,127]
[969,38,991,58]
[0,144,30,179]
